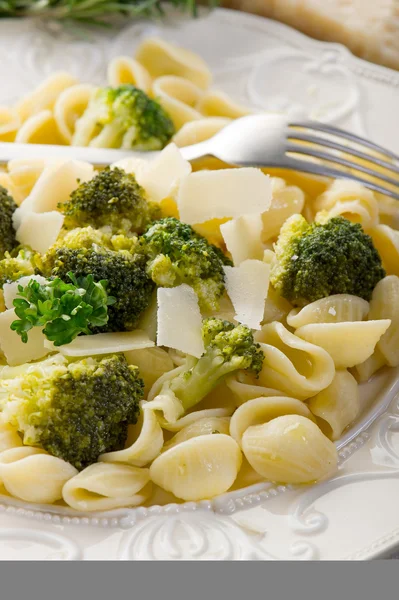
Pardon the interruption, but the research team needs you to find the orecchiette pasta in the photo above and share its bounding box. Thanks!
[229,396,315,445]
[54,84,95,144]
[149,434,242,501]
[15,109,65,145]
[0,106,20,142]
[135,37,212,90]
[226,372,285,406]
[0,447,78,504]
[99,403,163,467]
[262,285,292,325]
[160,407,234,433]
[255,322,335,399]
[107,57,152,93]
[369,276,399,366]
[261,178,305,242]
[0,420,22,452]
[152,75,203,129]
[163,416,231,450]
[308,370,360,440]
[295,320,391,369]
[16,72,78,123]
[62,463,151,511]
[351,348,386,383]
[287,295,370,328]
[370,224,399,276]
[172,117,231,147]
[241,415,337,484]
[314,180,379,230]
[125,346,174,396]
[196,91,251,119]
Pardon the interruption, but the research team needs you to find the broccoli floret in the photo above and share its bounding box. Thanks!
[72,85,175,150]
[38,227,154,332]
[0,247,35,289]
[60,167,161,234]
[155,318,264,412]
[0,354,143,470]
[139,217,232,311]
[270,214,385,306]
[0,186,18,259]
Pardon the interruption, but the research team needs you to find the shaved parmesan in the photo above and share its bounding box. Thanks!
[177,168,271,225]
[44,330,154,357]
[0,309,49,366]
[157,285,204,358]
[111,157,151,181]
[138,143,192,204]
[14,160,94,226]
[16,211,64,254]
[220,214,264,265]
[224,260,270,330]
[3,275,47,310]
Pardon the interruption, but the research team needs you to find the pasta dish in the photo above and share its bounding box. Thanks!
[0,38,397,513]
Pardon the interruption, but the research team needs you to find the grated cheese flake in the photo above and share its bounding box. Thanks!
[177,168,271,224]
[224,260,271,330]
[3,275,47,310]
[138,143,192,204]
[157,284,204,357]
[44,330,154,357]
[220,214,264,266]
[0,309,49,366]
[16,211,64,254]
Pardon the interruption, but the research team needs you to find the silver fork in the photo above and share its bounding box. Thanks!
[1,114,398,199]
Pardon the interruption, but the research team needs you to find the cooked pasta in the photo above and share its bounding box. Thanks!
[0,36,396,514]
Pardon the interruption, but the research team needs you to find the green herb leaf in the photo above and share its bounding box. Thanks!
[11,272,115,346]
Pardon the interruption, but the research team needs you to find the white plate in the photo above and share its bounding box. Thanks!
[1,8,399,561]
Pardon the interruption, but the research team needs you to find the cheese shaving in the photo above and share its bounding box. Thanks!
[3,275,47,310]
[157,285,204,358]
[16,211,64,254]
[220,214,264,265]
[44,330,154,357]
[224,260,271,330]
[177,168,271,224]
[0,309,49,366]
[138,143,192,204]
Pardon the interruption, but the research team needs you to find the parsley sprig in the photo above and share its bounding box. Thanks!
[11,272,115,346]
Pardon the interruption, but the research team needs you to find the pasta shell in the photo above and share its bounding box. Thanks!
[62,463,151,511]
[0,447,77,504]
[15,109,65,146]
[173,117,231,147]
[261,178,305,242]
[152,75,203,129]
[163,416,231,450]
[54,83,95,144]
[255,322,335,399]
[0,421,22,452]
[99,404,163,467]
[0,106,20,142]
[295,320,391,368]
[370,224,399,276]
[369,275,399,366]
[16,72,78,122]
[351,347,386,383]
[135,38,212,90]
[226,372,285,406]
[262,286,292,325]
[309,370,360,440]
[161,407,233,432]
[196,91,251,119]
[149,434,242,501]
[230,396,314,445]
[107,57,152,93]
[125,346,174,397]
[314,179,379,230]
[242,415,337,484]
[287,295,369,328]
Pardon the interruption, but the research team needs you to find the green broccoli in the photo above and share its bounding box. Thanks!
[139,217,232,311]
[72,85,175,150]
[270,214,385,306]
[0,186,18,259]
[0,247,35,289]
[37,227,154,332]
[0,353,143,470]
[59,167,161,234]
[155,318,264,413]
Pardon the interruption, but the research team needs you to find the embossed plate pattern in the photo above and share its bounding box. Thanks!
[0,8,399,560]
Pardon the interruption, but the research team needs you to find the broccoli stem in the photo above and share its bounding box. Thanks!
[169,353,234,411]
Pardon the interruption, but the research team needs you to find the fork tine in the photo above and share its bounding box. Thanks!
[282,157,399,200]
[287,132,399,177]
[285,144,399,188]
[290,121,399,163]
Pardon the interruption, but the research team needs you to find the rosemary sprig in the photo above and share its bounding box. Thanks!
[0,0,202,24]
